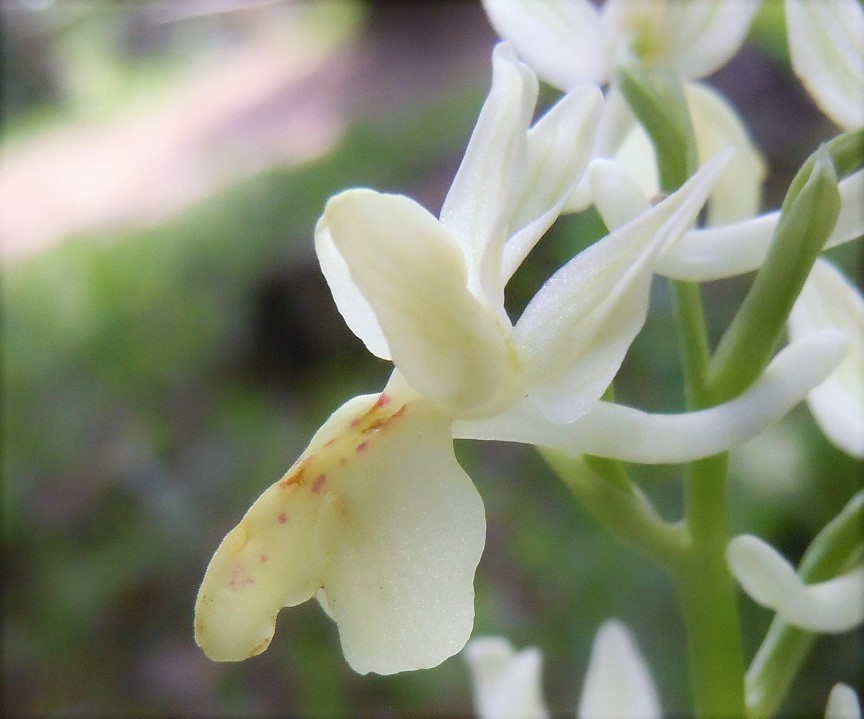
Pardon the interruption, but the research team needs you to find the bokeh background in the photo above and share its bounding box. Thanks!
[2,1,861,716]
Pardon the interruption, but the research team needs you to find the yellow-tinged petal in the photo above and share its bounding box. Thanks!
[789,259,864,457]
[196,390,486,675]
[321,189,513,414]
[320,396,486,674]
[195,393,376,662]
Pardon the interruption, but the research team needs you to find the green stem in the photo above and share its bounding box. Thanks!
[619,63,747,717]
[676,454,747,717]
[669,279,711,408]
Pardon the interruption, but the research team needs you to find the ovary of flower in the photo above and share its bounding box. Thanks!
[727,534,864,633]
[785,0,864,131]
[196,389,486,675]
[465,621,661,719]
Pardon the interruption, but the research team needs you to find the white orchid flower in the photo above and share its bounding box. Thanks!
[826,684,863,719]
[786,0,864,131]
[195,43,849,676]
[465,621,660,719]
[481,0,760,89]
[482,0,765,225]
[727,534,864,633]
[788,259,864,458]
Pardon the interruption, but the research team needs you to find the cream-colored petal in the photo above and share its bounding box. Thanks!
[786,0,864,130]
[316,218,390,359]
[502,84,603,283]
[465,637,549,719]
[589,158,652,231]
[440,42,536,305]
[657,168,864,281]
[686,82,766,225]
[322,188,511,413]
[789,259,864,457]
[515,154,727,424]
[606,0,760,80]
[727,535,864,632]
[826,684,862,719]
[320,397,485,675]
[578,620,661,719]
[195,392,380,662]
[453,330,848,463]
[481,0,610,88]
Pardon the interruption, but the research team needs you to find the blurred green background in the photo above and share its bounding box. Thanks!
[2,1,861,716]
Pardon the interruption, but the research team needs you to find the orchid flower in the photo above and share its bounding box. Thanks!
[465,621,661,719]
[195,43,849,676]
[482,0,765,225]
[727,534,864,633]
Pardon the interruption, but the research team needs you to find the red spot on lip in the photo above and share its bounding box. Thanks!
[278,513,287,524]
[324,439,337,447]
[311,474,327,494]
[260,554,269,563]
[375,393,391,408]
[356,441,368,453]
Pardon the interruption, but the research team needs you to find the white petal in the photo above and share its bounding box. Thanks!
[465,637,549,719]
[321,396,486,674]
[826,684,862,719]
[440,42,537,304]
[502,84,603,283]
[515,153,728,424]
[727,535,864,632]
[578,620,662,719]
[316,219,390,359]
[605,0,760,80]
[686,82,766,225]
[320,189,511,413]
[657,168,864,281]
[481,0,610,88]
[195,393,383,662]
[453,330,849,463]
[789,259,864,457]
[589,158,652,231]
[786,0,864,130]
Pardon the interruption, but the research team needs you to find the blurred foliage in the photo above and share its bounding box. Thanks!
[2,2,862,717]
